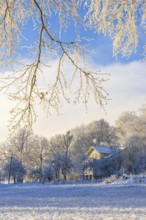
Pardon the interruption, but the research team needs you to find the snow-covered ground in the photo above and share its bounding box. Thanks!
[0,181,146,220]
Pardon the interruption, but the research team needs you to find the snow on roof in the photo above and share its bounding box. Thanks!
[92,146,111,154]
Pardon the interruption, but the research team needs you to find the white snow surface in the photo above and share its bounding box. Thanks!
[0,181,146,220]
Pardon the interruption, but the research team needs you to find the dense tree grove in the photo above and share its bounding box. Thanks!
[1,105,146,183]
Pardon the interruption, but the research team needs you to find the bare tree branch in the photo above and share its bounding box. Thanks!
[0,0,144,134]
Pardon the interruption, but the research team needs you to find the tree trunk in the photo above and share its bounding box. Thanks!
[8,156,13,184]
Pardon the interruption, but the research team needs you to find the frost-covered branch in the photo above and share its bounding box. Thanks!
[0,0,145,133]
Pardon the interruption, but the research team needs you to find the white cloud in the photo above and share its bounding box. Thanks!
[33,60,146,138]
[0,94,14,142]
[100,61,146,121]
[0,61,146,142]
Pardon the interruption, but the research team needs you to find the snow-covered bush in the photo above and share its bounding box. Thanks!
[103,174,146,185]
[103,175,118,184]
[43,166,54,182]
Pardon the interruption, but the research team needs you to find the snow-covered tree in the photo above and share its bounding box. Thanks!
[134,154,146,174]
[28,136,51,182]
[51,154,73,180]
[70,125,91,161]
[85,119,118,146]
[62,131,73,156]
[29,168,42,182]
[49,131,73,157]
[116,111,146,146]
[139,104,146,120]
[43,166,54,182]
[2,156,26,183]
[49,135,66,157]
[121,135,146,174]
[8,128,33,164]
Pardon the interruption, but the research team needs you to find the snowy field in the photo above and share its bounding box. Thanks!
[0,182,146,220]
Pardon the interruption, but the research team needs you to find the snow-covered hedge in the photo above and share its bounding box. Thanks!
[103,173,146,185]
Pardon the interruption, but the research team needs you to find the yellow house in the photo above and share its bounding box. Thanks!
[84,146,112,180]
[86,146,111,159]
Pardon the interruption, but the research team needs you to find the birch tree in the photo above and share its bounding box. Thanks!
[28,135,51,182]
[8,128,33,164]
[0,0,145,132]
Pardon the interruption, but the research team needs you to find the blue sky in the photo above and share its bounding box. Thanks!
[0,5,146,141]
[17,4,145,66]
[20,15,145,64]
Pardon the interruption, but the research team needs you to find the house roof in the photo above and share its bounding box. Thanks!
[93,146,111,154]
[86,146,111,156]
